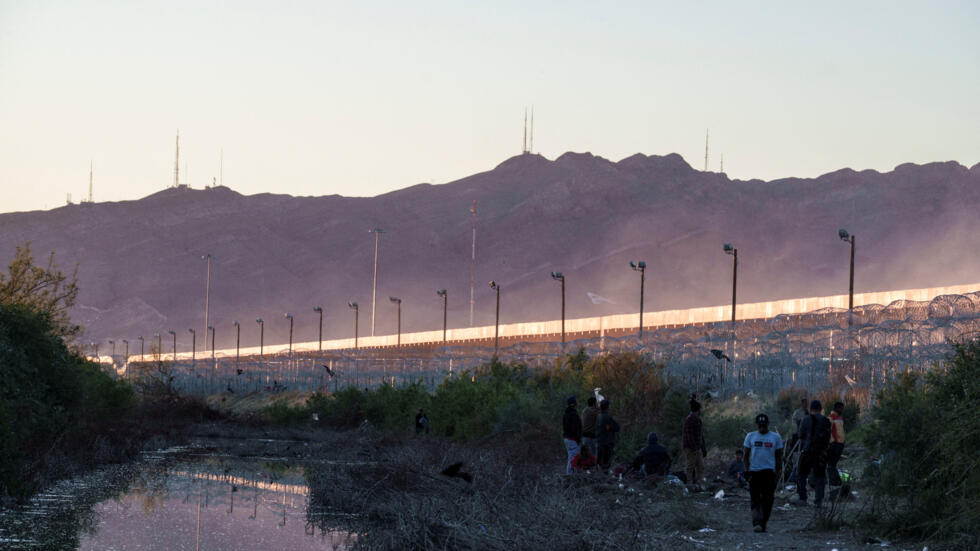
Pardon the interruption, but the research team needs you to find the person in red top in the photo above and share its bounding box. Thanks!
[826,401,846,486]
[570,444,598,472]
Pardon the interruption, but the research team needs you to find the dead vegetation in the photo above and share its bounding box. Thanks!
[305,434,713,550]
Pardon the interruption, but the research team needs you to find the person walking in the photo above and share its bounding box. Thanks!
[795,400,830,506]
[743,413,783,532]
[826,401,846,486]
[595,399,620,470]
[581,396,599,457]
[562,396,583,474]
[683,396,707,489]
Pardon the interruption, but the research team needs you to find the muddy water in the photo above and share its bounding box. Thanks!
[0,444,354,551]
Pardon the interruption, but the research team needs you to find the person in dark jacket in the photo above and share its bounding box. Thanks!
[632,432,671,477]
[415,408,430,435]
[562,396,583,474]
[595,399,620,470]
[795,400,829,506]
[581,396,599,457]
[682,397,706,488]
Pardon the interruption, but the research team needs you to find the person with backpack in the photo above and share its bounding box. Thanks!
[743,413,783,532]
[595,399,620,470]
[795,399,830,506]
[562,396,583,474]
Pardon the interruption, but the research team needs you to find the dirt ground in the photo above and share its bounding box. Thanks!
[180,421,939,551]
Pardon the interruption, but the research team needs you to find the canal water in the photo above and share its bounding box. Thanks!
[0,444,353,550]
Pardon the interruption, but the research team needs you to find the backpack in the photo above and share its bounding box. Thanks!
[807,414,831,452]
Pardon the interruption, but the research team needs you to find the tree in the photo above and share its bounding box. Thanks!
[0,242,80,340]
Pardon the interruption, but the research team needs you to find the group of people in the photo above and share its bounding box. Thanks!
[563,396,621,474]
[560,392,848,534]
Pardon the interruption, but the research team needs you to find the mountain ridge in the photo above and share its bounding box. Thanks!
[1,152,978,349]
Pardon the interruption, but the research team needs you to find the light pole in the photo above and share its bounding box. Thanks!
[138,335,144,362]
[255,318,264,357]
[284,312,293,355]
[389,297,401,347]
[489,281,500,353]
[155,333,161,360]
[313,306,323,352]
[233,321,240,369]
[839,229,856,327]
[122,339,128,361]
[188,328,196,365]
[550,272,565,346]
[208,325,215,366]
[348,302,359,349]
[168,330,177,361]
[630,261,646,339]
[109,339,116,358]
[368,228,385,336]
[202,253,213,358]
[723,243,738,386]
[436,289,447,345]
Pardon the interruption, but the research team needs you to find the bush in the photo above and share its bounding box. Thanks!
[860,339,980,546]
[0,303,135,500]
[264,399,310,426]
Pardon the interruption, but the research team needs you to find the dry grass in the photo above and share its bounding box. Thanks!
[306,435,706,550]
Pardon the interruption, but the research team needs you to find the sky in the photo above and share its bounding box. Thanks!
[1,0,978,213]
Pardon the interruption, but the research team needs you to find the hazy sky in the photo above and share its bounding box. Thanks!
[1,1,978,213]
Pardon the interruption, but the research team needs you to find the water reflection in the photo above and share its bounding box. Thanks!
[0,448,354,550]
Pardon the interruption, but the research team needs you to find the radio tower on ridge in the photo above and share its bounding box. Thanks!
[522,109,528,154]
[88,160,93,203]
[529,106,534,154]
[704,129,709,171]
[173,130,180,188]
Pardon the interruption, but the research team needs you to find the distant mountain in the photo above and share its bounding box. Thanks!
[2,153,978,350]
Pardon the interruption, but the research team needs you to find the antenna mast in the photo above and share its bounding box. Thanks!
[704,129,709,171]
[174,130,180,188]
[522,109,527,154]
[219,148,223,187]
[720,153,724,174]
[529,105,534,154]
[88,160,93,202]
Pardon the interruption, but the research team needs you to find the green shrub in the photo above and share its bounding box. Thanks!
[859,339,980,546]
[263,399,309,426]
[0,303,135,499]
[363,382,431,432]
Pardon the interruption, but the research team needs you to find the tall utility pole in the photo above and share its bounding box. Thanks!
[88,161,94,202]
[469,200,477,326]
[219,148,223,187]
[174,130,180,187]
[369,228,385,336]
[202,254,213,357]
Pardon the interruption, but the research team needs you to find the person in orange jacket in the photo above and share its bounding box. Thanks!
[826,401,846,486]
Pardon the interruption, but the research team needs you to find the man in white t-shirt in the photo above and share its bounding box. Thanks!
[743,413,783,533]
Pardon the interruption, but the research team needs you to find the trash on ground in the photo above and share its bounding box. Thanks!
[714,489,725,500]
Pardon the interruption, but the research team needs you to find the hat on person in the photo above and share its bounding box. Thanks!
[567,395,577,405]
[755,413,769,425]
[810,399,822,411]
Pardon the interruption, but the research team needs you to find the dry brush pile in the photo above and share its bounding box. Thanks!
[305,434,708,550]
